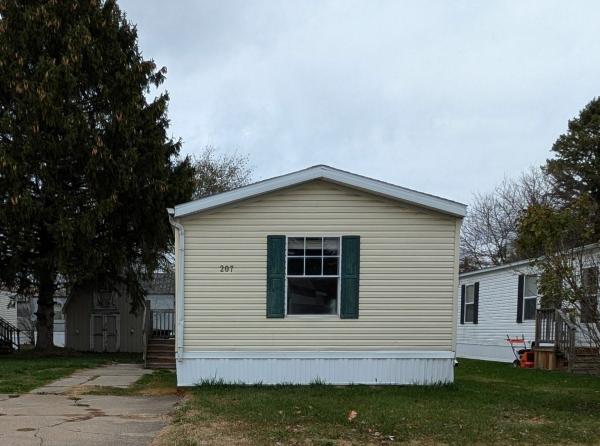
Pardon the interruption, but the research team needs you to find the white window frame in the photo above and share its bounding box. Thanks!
[523,274,538,321]
[284,235,342,318]
[464,283,475,323]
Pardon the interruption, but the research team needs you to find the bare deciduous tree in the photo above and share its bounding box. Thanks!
[192,147,253,199]
[460,167,556,272]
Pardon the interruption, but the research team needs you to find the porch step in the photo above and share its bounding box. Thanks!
[571,348,600,375]
[146,337,175,370]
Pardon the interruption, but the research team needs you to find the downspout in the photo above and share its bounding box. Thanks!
[168,208,185,361]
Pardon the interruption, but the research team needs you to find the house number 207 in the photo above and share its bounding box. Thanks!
[219,265,234,272]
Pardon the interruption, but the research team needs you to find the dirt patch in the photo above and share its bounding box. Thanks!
[151,406,252,446]
[138,386,181,397]
[152,419,253,446]
[522,416,548,426]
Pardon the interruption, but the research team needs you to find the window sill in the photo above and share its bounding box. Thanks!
[285,314,340,320]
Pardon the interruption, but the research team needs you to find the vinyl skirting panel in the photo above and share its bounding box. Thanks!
[176,351,455,385]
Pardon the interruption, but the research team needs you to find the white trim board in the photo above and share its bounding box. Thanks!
[182,350,455,359]
[173,165,467,218]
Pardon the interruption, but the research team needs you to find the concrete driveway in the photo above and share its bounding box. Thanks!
[0,364,179,446]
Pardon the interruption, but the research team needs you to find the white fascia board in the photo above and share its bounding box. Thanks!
[174,165,467,218]
[459,259,534,279]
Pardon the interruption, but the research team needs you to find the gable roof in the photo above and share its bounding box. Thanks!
[172,165,467,218]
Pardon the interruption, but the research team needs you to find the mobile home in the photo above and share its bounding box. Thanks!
[169,165,466,385]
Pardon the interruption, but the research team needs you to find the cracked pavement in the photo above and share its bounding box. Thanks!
[0,364,179,446]
[0,393,178,445]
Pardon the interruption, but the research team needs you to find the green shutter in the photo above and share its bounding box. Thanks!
[266,235,286,318]
[340,235,360,319]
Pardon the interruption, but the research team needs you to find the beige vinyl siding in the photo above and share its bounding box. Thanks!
[180,180,459,351]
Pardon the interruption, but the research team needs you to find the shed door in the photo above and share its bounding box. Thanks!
[104,315,118,352]
[90,314,119,352]
[91,315,104,352]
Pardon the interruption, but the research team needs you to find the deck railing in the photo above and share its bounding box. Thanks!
[535,308,577,370]
[536,309,556,345]
[150,309,175,338]
[0,316,20,351]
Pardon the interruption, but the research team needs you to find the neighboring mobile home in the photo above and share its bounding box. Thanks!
[458,256,600,369]
[0,290,17,328]
[168,165,466,385]
[457,260,539,362]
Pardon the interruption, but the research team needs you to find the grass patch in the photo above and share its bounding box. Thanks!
[0,350,141,394]
[82,369,178,396]
[156,359,600,446]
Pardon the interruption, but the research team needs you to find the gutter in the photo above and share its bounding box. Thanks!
[168,208,185,361]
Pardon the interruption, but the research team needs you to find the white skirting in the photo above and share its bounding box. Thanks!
[456,342,515,363]
[176,351,455,385]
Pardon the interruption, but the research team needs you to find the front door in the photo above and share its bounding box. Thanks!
[90,314,119,352]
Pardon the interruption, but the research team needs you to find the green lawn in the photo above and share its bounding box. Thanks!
[159,359,600,446]
[0,350,142,394]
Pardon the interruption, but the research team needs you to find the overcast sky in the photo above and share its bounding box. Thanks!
[119,0,600,204]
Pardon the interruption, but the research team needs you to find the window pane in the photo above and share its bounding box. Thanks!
[287,277,337,315]
[524,297,537,320]
[524,275,538,297]
[306,237,322,256]
[465,303,474,322]
[305,257,322,275]
[323,257,339,275]
[583,267,599,294]
[288,237,304,256]
[466,285,475,304]
[323,237,339,256]
[287,258,303,275]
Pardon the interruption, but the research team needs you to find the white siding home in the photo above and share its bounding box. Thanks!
[457,260,540,362]
[0,290,18,327]
[168,165,466,385]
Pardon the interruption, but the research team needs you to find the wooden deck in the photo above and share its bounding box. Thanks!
[535,309,600,375]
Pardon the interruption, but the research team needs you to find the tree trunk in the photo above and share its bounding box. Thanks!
[35,223,56,352]
[35,269,55,351]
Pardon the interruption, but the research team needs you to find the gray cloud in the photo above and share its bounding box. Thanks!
[120,0,600,204]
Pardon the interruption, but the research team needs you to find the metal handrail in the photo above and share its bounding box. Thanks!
[0,316,20,351]
[150,309,175,338]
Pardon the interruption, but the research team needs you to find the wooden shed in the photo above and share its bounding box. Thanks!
[63,272,175,353]
[64,284,148,353]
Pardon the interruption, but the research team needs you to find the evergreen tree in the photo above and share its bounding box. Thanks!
[546,97,600,234]
[0,0,195,350]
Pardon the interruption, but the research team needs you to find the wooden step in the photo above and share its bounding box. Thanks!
[145,336,176,370]
[148,337,175,344]
[147,344,175,352]
[146,362,176,370]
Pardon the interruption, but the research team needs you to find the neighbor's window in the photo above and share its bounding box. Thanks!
[582,267,599,323]
[286,237,340,315]
[523,275,538,321]
[464,284,475,323]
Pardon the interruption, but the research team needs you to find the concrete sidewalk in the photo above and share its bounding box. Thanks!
[0,363,179,446]
[31,363,153,394]
[0,393,178,446]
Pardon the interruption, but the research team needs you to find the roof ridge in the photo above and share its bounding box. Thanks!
[172,165,467,218]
